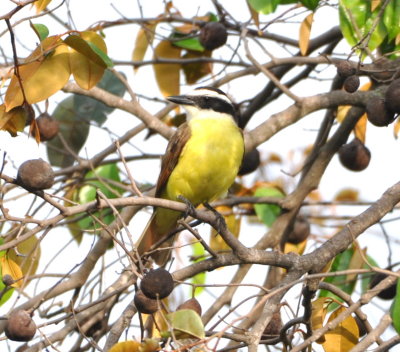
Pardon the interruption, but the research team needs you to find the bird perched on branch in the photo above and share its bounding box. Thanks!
[136,87,244,265]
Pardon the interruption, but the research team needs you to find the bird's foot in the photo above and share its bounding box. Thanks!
[177,195,196,219]
[204,202,227,233]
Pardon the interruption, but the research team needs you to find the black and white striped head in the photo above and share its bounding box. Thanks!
[167,87,237,122]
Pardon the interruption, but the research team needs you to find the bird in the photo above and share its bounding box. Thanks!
[136,87,245,265]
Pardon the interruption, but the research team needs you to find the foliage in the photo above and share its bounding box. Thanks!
[1,0,400,351]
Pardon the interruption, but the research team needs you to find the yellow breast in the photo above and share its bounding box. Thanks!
[162,115,244,205]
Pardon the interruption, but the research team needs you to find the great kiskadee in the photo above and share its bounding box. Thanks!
[136,87,244,265]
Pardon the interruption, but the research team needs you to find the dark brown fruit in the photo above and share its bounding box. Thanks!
[140,268,174,299]
[238,148,260,176]
[336,61,356,78]
[176,298,202,316]
[17,159,55,190]
[287,217,311,244]
[366,97,394,127]
[134,290,159,314]
[34,113,59,141]
[199,22,227,50]
[385,79,400,114]
[5,310,36,342]
[370,272,397,300]
[338,138,371,172]
[262,309,282,337]
[343,75,360,93]
[2,274,14,286]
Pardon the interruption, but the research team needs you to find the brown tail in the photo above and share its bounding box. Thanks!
[136,210,178,266]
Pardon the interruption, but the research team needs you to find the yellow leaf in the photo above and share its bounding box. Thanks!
[337,83,371,124]
[322,307,359,351]
[334,188,359,202]
[284,239,307,255]
[396,34,400,46]
[336,105,351,123]
[7,235,41,282]
[35,0,52,13]
[69,50,105,90]
[371,0,381,11]
[153,40,181,97]
[210,206,241,252]
[354,113,367,143]
[0,105,27,136]
[182,50,212,84]
[109,340,140,352]
[311,297,330,344]
[5,38,70,111]
[394,118,400,139]
[1,256,23,288]
[299,13,313,56]
[132,22,157,71]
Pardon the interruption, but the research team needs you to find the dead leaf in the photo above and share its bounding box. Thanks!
[0,256,23,288]
[299,13,314,56]
[153,40,181,97]
[132,22,157,71]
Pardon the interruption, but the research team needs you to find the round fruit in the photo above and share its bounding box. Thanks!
[287,217,311,244]
[140,268,174,299]
[385,79,400,114]
[262,309,282,337]
[17,159,55,190]
[238,148,260,176]
[336,61,356,78]
[5,310,36,342]
[338,138,371,172]
[369,272,397,300]
[343,75,360,93]
[176,298,202,316]
[2,274,14,286]
[199,22,227,50]
[134,290,159,314]
[34,113,59,141]
[366,97,394,127]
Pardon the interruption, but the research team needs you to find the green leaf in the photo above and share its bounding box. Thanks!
[300,0,319,11]
[247,0,280,14]
[391,279,400,333]
[166,309,205,339]
[87,41,114,67]
[364,10,387,52]
[74,70,127,125]
[64,34,109,68]
[383,0,400,41]
[254,187,284,227]
[75,163,123,232]
[319,248,357,310]
[191,242,206,295]
[173,38,205,52]
[47,96,90,167]
[360,255,379,294]
[30,23,49,41]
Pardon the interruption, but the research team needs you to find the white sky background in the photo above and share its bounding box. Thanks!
[1,0,400,351]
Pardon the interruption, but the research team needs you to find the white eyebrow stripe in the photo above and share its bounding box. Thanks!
[186,88,232,104]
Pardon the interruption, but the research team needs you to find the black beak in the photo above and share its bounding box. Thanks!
[167,95,195,106]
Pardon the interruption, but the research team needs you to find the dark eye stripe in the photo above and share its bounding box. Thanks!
[191,96,235,116]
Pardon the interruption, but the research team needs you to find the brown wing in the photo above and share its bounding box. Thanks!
[155,122,191,197]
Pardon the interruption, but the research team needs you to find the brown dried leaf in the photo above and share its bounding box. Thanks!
[153,40,181,97]
[132,22,157,71]
[299,13,314,56]
[5,37,70,111]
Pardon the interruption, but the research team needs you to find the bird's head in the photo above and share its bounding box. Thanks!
[167,87,237,122]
